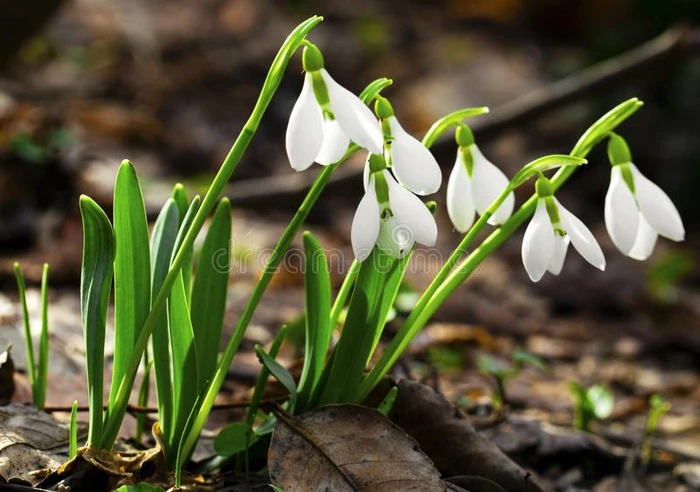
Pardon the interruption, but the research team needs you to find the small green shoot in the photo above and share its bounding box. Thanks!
[569,382,614,432]
[13,262,51,409]
[69,400,78,459]
[377,386,398,416]
[641,394,671,469]
[478,351,547,410]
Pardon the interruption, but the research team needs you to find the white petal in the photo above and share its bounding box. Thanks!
[521,200,555,282]
[351,177,381,262]
[377,214,414,259]
[557,199,605,271]
[385,171,437,247]
[446,151,476,233]
[631,164,685,241]
[604,166,640,255]
[316,119,350,165]
[470,145,514,225]
[321,69,383,154]
[547,234,570,276]
[285,73,323,171]
[629,215,658,261]
[387,116,441,195]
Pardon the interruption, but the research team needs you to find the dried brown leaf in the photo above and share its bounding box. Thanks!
[268,404,447,492]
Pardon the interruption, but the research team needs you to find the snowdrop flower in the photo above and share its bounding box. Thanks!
[352,154,437,262]
[285,43,383,171]
[604,134,684,261]
[446,125,514,233]
[374,96,441,195]
[522,177,605,282]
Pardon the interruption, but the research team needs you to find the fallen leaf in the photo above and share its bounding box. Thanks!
[268,404,448,491]
[0,403,85,485]
[366,378,546,492]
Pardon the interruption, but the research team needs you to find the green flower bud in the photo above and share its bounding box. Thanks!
[368,153,387,173]
[302,43,324,72]
[455,124,475,147]
[607,133,632,166]
[535,176,554,198]
[374,96,395,119]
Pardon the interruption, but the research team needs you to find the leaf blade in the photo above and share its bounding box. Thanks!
[79,195,116,445]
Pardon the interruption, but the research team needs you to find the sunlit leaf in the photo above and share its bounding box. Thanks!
[79,195,115,445]
[191,199,232,390]
[109,160,151,414]
[296,232,332,411]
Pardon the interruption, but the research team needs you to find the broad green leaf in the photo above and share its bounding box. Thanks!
[79,195,115,445]
[255,345,296,411]
[318,247,410,405]
[168,272,199,449]
[149,199,180,443]
[110,161,151,410]
[190,199,232,390]
[214,422,251,457]
[296,232,331,411]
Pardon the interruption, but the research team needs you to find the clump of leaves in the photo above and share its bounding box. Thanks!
[568,382,614,432]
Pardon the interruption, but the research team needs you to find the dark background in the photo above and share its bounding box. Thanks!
[0,3,698,485]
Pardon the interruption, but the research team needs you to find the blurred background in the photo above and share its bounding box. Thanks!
[0,0,699,488]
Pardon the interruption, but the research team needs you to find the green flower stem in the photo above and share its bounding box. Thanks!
[357,98,643,400]
[178,160,341,461]
[99,15,324,448]
[421,107,489,149]
[177,77,393,460]
[329,259,360,327]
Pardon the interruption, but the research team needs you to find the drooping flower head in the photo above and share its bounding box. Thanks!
[285,42,383,171]
[446,125,514,233]
[604,133,684,261]
[374,96,442,196]
[522,176,605,282]
[352,154,437,262]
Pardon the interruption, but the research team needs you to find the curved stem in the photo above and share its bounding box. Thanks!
[357,98,644,400]
[99,15,324,448]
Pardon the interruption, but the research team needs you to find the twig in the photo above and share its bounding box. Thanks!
[41,396,286,414]
[224,26,700,208]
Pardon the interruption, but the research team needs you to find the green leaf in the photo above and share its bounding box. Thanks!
[109,161,151,411]
[168,271,199,451]
[114,485,165,492]
[512,349,548,371]
[269,486,287,492]
[255,345,296,410]
[79,195,115,445]
[36,263,49,409]
[149,199,180,445]
[296,232,332,411]
[319,248,410,405]
[191,199,232,390]
[588,384,614,419]
[214,422,252,457]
